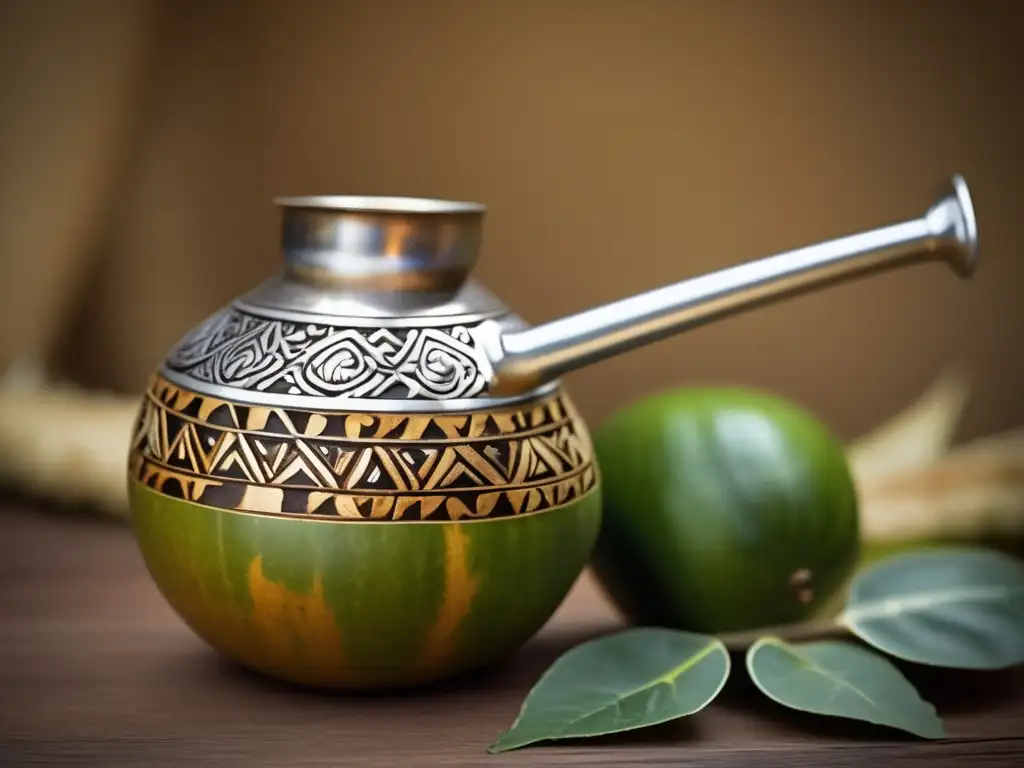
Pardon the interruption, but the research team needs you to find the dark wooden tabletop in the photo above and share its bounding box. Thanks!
[1,499,1021,767]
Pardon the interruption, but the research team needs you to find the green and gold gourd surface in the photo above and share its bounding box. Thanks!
[128,374,601,690]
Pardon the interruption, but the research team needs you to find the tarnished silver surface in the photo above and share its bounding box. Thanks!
[161,175,979,412]
[482,174,980,396]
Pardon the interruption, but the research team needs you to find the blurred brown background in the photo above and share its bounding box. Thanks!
[1,0,1021,442]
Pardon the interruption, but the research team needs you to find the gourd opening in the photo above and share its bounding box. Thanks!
[275,195,487,294]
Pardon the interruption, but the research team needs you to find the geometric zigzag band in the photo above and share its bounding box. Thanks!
[129,374,598,522]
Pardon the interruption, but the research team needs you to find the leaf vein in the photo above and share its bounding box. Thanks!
[548,640,721,738]
[769,639,878,707]
[842,585,1024,624]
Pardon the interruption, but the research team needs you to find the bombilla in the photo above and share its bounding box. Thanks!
[480,174,979,396]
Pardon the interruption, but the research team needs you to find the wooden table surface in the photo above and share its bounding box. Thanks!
[1,499,1021,767]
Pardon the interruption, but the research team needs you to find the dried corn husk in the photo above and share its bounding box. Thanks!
[845,366,1023,548]
[846,367,970,488]
[858,428,1024,546]
[0,359,138,519]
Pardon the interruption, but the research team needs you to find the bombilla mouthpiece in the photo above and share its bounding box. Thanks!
[925,173,979,279]
[484,173,981,398]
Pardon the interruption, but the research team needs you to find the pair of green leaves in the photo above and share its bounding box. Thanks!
[488,631,940,753]
[489,547,1024,753]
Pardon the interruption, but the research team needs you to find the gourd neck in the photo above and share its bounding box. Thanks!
[275,195,487,298]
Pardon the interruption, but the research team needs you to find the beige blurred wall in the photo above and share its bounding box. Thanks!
[2,0,1022,442]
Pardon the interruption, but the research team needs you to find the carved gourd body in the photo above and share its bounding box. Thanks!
[126,198,603,690]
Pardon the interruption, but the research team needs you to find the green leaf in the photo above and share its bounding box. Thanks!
[838,547,1024,669]
[746,637,946,739]
[488,627,730,753]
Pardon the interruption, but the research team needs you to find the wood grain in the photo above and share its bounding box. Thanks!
[0,499,1021,766]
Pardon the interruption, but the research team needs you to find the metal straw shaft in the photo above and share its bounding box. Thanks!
[486,174,978,396]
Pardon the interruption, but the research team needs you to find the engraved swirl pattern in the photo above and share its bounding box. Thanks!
[166,308,489,401]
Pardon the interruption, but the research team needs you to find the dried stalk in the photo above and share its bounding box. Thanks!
[846,367,970,488]
[858,429,1024,545]
[0,360,137,519]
